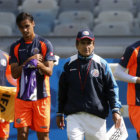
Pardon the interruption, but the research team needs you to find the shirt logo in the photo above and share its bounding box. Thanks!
[18,49,26,52]
[70,68,77,71]
[16,118,21,124]
[31,48,39,55]
[91,69,99,77]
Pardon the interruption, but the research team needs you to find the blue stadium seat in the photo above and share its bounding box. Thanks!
[53,22,89,36]
[19,0,59,17]
[93,22,132,36]
[95,11,134,28]
[57,10,94,27]
[59,0,95,13]
[0,25,13,36]
[0,0,18,13]
[95,0,135,16]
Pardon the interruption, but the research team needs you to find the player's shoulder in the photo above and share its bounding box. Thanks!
[128,40,140,50]
[92,53,108,66]
[68,54,78,65]
[36,34,51,45]
[10,38,23,49]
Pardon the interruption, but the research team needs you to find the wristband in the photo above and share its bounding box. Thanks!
[112,110,121,116]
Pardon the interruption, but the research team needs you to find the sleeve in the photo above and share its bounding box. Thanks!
[119,46,135,69]
[57,63,69,113]
[104,62,122,111]
[44,40,56,62]
[114,64,137,83]
[9,44,18,64]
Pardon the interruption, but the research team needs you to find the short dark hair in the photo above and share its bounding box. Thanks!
[16,12,34,26]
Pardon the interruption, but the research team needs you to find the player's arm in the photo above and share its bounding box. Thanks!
[56,71,66,129]
[37,60,54,76]
[105,63,122,128]
[11,54,43,79]
[37,40,56,76]
[11,63,23,79]
[114,64,138,83]
[56,63,69,129]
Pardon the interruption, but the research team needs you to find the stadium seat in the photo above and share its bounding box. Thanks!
[0,0,18,13]
[93,22,132,36]
[34,24,52,36]
[57,10,94,27]
[59,0,95,13]
[20,0,59,16]
[95,11,134,27]
[53,22,89,36]
[31,11,55,35]
[133,12,140,35]
[95,0,135,15]
[0,25,12,36]
[136,12,140,24]
[0,12,16,29]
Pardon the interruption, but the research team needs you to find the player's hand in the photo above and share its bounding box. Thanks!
[56,116,65,129]
[112,113,121,129]
[33,54,43,62]
[136,77,140,84]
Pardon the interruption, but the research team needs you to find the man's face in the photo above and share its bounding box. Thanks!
[18,19,35,41]
[76,38,94,57]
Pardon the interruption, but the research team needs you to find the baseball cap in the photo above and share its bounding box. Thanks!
[76,29,95,41]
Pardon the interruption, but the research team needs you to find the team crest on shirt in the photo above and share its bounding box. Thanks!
[91,69,99,77]
[31,48,39,55]
[0,59,6,66]
[16,118,21,124]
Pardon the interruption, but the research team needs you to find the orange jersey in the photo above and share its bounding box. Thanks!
[119,41,140,105]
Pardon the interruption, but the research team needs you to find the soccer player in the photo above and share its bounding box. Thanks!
[114,41,140,140]
[56,29,122,140]
[0,50,16,140]
[9,12,55,140]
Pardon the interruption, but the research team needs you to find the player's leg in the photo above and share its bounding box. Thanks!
[14,98,32,140]
[17,127,29,140]
[0,121,10,140]
[80,112,108,140]
[37,132,49,140]
[137,133,140,140]
[66,114,84,140]
[32,97,51,140]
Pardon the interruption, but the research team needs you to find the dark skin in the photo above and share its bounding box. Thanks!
[56,38,121,130]
[11,19,53,140]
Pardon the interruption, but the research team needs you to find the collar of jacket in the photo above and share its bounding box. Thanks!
[78,51,94,60]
